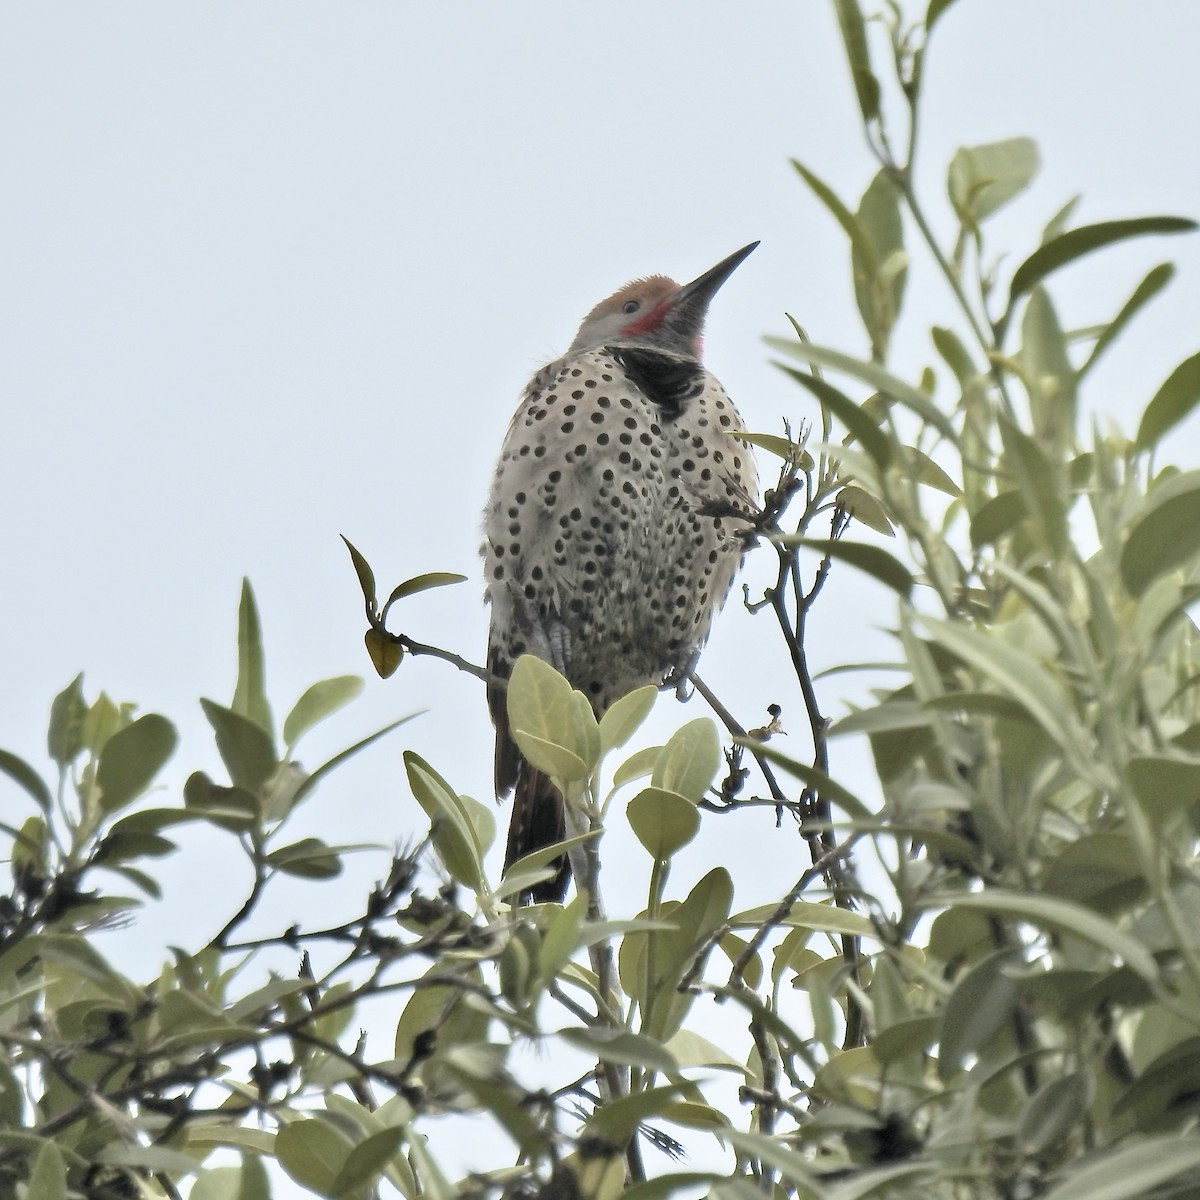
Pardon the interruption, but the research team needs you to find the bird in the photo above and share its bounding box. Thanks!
[482,243,760,902]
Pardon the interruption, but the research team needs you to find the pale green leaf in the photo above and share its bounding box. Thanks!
[791,159,877,271]
[783,537,913,598]
[232,578,272,735]
[275,1118,353,1195]
[1120,469,1200,596]
[767,337,959,442]
[651,718,720,800]
[1041,1137,1200,1200]
[560,1026,678,1073]
[283,675,363,749]
[628,787,701,859]
[47,673,87,767]
[26,1142,67,1200]
[832,0,880,123]
[774,363,893,467]
[1082,262,1174,380]
[1135,351,1200,450]
[854,169,907,357]
[916,613,1091,776]
[837,485,894,536]
[201,699,275,792]
[921,890,1158,981]
[598,686,657,755]
[0,749,51,813]
[948,137,1040,225]
[1005,216,1197,329]
[96,714,178,814]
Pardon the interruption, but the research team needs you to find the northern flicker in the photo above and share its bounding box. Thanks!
[483,243,760,902]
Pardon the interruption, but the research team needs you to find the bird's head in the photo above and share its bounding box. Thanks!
[568,241,759,359]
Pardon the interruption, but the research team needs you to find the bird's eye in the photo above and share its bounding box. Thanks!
[621,299,641,315]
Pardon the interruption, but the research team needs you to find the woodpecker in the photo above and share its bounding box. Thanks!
[483,243,760,901]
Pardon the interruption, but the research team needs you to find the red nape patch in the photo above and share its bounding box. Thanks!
[619,300,670,339]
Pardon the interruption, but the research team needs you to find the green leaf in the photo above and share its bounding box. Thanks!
[561,1027,678,1073]
[948,137,1040,226]
[330,1126,409,1196]
[1119,469,1200,597]
[1135,351,1200,450]
[81,692,121,755]
[508,655,595,780]
[584,1084,685,1146]
[288,713,417,813]
[837,485,894,537]
[183,771,260,832]
[904,446,962,497]
[767,337,959,443]
[791,159,878,273]
[510,730,588,781]
[613,744,661,788]
[828,1164,937,1200]
[1082,262,1174,380]
[1004,216,1197,330]
[598,685,657,756]
[405,751,489,891]
[921,890,1159,981]
[916,612,1090,777]
[276,1118,354,1196]
[999,414,1068,554]
[47,673,87,767]
[283,675,364,749]
[266,837,343,879]
[1020,286,1076,456]
[931,325,978,385]
[784,537,913,598]
[96,714,178,814]
[628,787,701,859]
[232,579,273,736]
[341,534,377,607]
[364,627,404,679]
[854,169,907,358]
[1042,195,1081,244]
[722,1129,823,1189]
[383,572,467,613]
[651,718,720,800]
[500,831,598,896]
[190,1156,271,1200]
[832,0,880,123]
[732,899,875,939]
[926,0,960,32]
[665,1029,747,1073]
[623,1174,724,1200]
[0,749,51,813]
[937,950,1019,1079]
[774,363,893,467]
[26,1142,67,1200]
[738,744,873,820]
[737,431,811,466]
[201,699,276,791]
[1127,754,1200,830]
[970,490,1027,547]
[1041,1137,1200,1200]
[1019,1073,1090,1156]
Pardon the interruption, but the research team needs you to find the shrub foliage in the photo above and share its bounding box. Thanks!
[4,3,1200,1197]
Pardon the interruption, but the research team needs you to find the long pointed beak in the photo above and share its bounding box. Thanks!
[661,242,759,352]
[671,241,760,313]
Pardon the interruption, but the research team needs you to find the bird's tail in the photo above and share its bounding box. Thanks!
[504,763,571,903]
[491,646,571,903]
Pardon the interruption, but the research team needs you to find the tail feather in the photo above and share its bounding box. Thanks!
[504,763,570,903]
[490,644,572,903]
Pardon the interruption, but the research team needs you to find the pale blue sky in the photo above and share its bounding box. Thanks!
[2,1,1198,1185]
